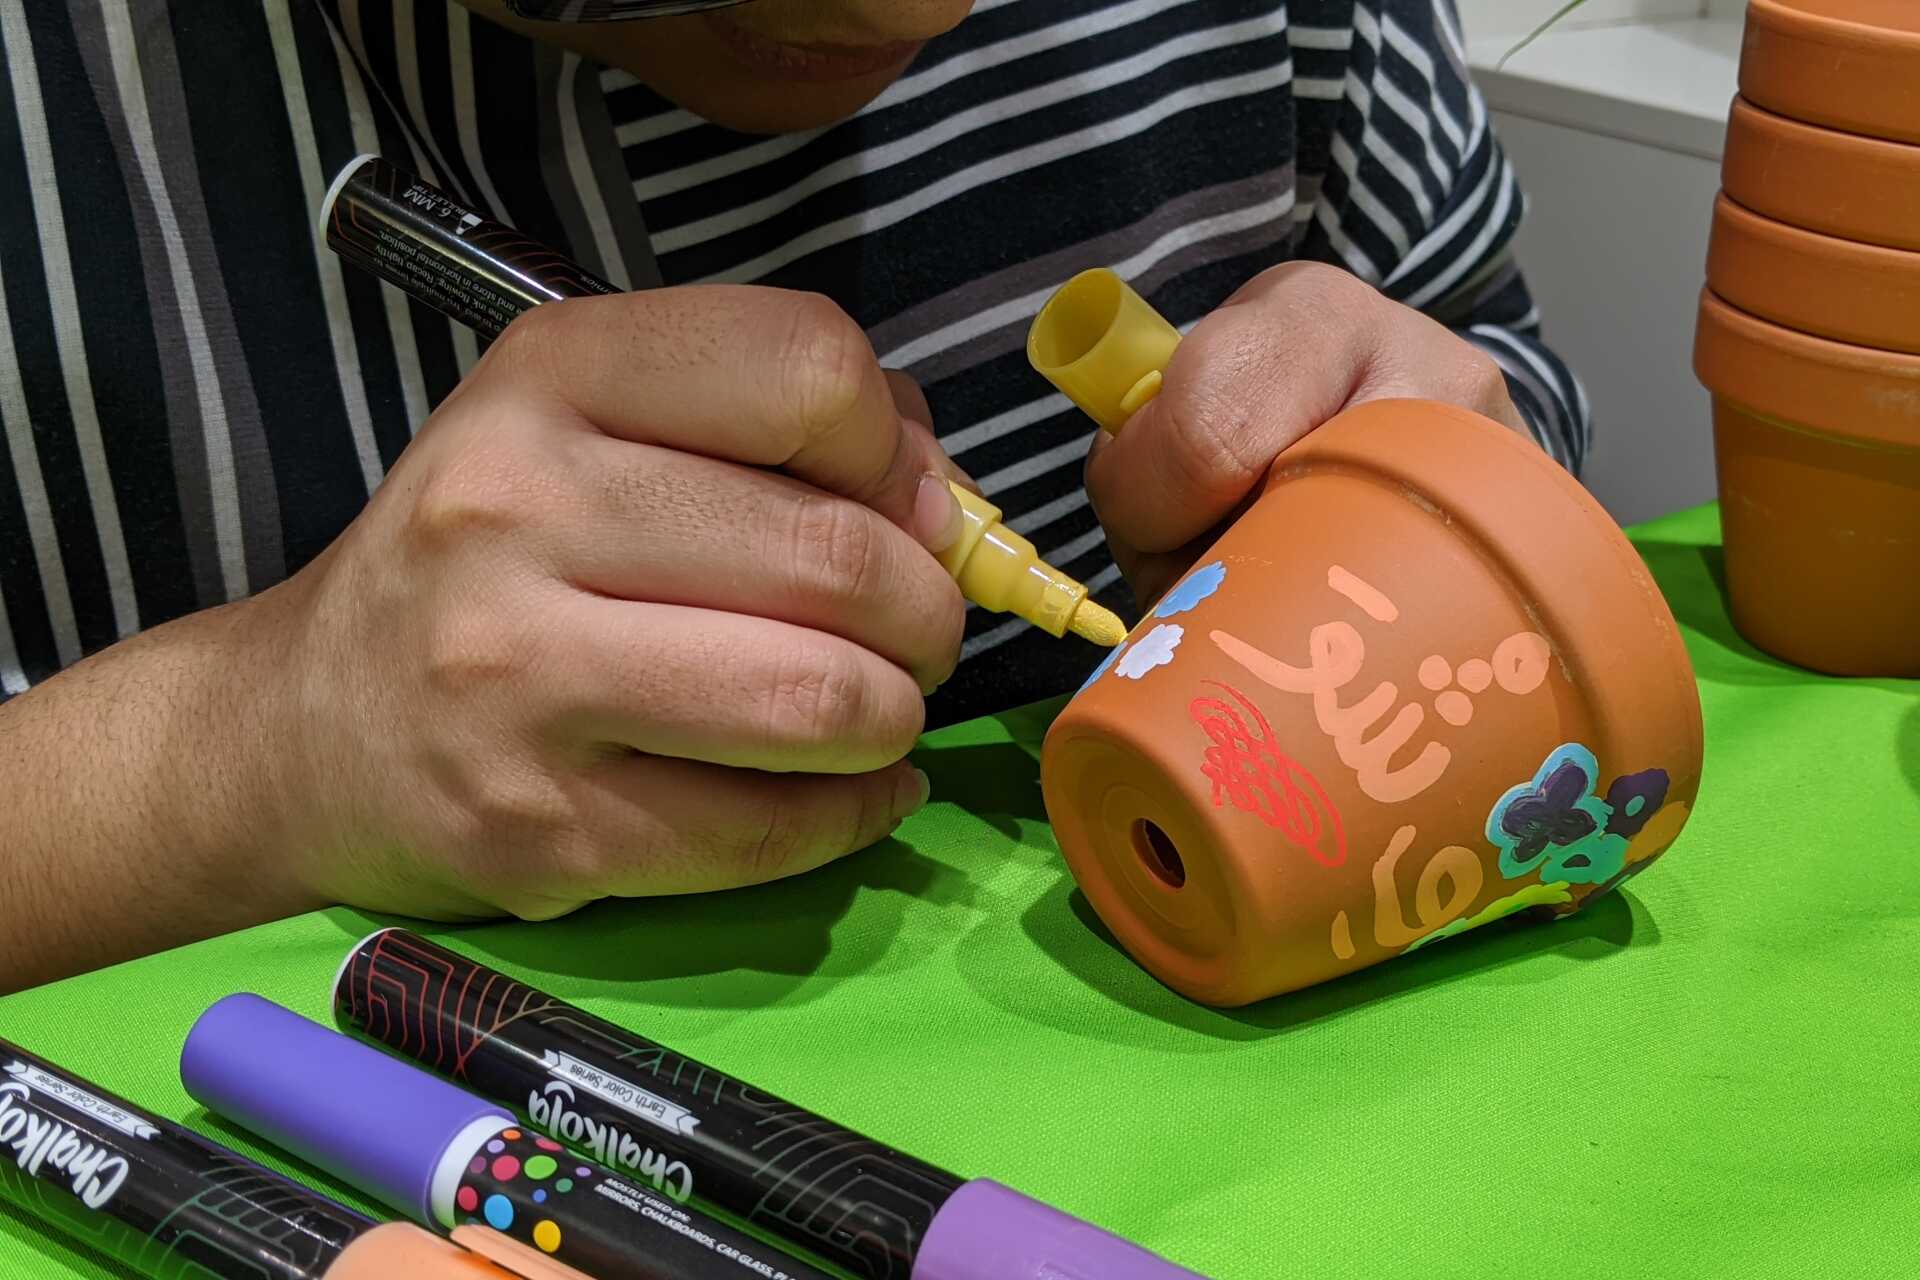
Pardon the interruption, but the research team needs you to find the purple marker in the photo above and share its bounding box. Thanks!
[181,995,836,1280]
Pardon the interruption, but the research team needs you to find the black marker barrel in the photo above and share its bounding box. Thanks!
[0,1040,372,1280]
[319,154,617,341]
[334,928,964,1279]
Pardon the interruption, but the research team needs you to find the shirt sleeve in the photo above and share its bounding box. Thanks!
[1290,0,1594,474]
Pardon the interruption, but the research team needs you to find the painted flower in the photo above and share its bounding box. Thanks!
[1540,829,1627,886]
[1116,624,1183,679]
[1486,744,1611,879]
[1587,801,1691,900]
[1406,880,1575,952]
[1076,640,1126,694]
[1604,768,1671,839]
[1152,560,1227,617]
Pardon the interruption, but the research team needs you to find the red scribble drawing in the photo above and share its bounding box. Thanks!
[1188,680,1348,867]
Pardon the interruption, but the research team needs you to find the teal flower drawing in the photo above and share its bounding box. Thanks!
[1485,744,1627,886]
[1153,560,1226,617]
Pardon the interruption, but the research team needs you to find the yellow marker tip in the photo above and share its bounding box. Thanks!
[1068,599,1127,648]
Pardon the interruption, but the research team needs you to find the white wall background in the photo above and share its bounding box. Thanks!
[1459,0,1738,524]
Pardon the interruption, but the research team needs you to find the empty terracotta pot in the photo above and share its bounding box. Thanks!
[1706,193,1920,355]
[1721,95,1920,251]
[1693,289,1920,676]
[1040,400,1705,1006]
[1741,0,1920,145]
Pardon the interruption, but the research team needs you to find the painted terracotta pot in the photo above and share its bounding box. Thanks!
[1741,0,1920,145]
[1721,95,1920,251]
[1693,289,1920,676]
[1040,400,1704,1007]
[1706,193,1920,355]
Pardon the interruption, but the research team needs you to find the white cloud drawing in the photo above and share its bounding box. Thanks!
[1116,624,1182,679]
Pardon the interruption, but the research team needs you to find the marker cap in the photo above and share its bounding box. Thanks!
[1026,268,1182,434]
[182,993,511,1225]
[917,1180,1210,1280]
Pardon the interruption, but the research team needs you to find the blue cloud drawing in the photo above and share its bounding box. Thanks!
[1153,560,1227,617]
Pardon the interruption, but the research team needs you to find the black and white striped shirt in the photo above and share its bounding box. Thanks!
[0,0,1589,726]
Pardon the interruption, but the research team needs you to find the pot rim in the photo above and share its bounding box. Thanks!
[1694,289,1920,450]
[1728,94,1920,164]
[1712,191,1920,271]
[1749,0,1920,50]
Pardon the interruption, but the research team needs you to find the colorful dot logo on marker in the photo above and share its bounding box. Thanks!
[491,1156,521,1181]
[574,1167,591,1178]
[524,1155,557,1181]
[535,1137,562,1152]
[456,1187,478,1213]
[502,1129,521,1140]
[555,1179,573,1193]
[468,1156,485,1175]
[483,1195,514,1230]
[533,1189,548,1204]
[532,1221,562,1254]
[486,1140,505,1155]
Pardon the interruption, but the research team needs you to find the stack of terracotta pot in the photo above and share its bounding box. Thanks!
[1695,0,1920,676]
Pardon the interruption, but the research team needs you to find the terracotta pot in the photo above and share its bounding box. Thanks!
[1039,400,1704,1007]
[1721,95,1920,251]
[1741,0,1920,145]
[1705,193,1920,354]
[1693,289,1920,676]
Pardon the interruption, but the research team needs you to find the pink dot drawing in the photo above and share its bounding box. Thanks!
[1418,655,1452,691]
[535,1137,563,1152]
[491,1156,521,1182]
[1435,690,1474,726]
[1457,658,1493,692]
[1493,632,1551,694]
[456,1187,478,1212]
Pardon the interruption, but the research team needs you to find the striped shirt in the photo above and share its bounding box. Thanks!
[0,0,1589,727]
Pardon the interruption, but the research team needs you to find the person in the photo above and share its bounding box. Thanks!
[0,0,1588,990]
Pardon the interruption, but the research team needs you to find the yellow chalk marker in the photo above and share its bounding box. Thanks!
[937,482,1126,647]
[955,267,1183,647]
[954,266,1184,648]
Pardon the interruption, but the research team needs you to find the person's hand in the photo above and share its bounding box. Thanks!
[1086,262,1528,607]
[255,287,967,922]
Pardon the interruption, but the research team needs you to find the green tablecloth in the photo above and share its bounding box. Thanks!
[2,503,1917,1279]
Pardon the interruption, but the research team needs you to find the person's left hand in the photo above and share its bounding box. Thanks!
[1085,261,1530,608]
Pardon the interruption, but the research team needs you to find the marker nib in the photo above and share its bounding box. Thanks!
[1068,599,1127,647]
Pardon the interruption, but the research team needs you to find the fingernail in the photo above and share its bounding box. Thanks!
[914,472,964,553]
[894,766,931,820]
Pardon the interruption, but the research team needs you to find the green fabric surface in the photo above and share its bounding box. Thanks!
[2,504,1917,1279]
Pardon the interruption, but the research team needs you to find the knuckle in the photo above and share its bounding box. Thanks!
[735,792,811,881]
[1160,368,1265,502]
[420,606,539,703]
[778,292,871,451]
[789,492,884,606]
[1466,348,1511,405]
[404,438,537,554]
[763,640,869,751]
[485,302,569,384]
[1286,259,1371,307]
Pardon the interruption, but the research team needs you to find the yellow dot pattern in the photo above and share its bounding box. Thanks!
[532,1220,562,1254]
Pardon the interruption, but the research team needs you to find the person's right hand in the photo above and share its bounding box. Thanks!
[253,287,967,923]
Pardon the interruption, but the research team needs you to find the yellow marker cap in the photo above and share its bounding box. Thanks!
[1026,268,1183,433]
